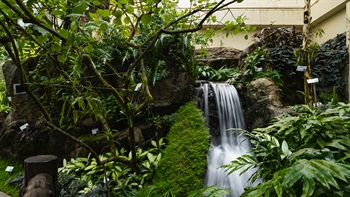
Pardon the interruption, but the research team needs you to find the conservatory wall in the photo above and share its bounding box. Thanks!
[193,0,348,49]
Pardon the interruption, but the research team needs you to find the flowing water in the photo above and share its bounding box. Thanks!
[197,82,258,197]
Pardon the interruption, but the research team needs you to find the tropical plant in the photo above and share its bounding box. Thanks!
[223,103,350,197]
[209,66,239,81]
[240,46,266,83]
[59,138,164,196]
[252,70,283,87]
[139,101,210,196]
[0,0,251,173]
[197,65,216,80]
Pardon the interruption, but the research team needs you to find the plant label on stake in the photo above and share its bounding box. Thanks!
[19,123,29,131]
[134,83,142,91]
[296,65,307,72]
[91,128,99,135]
[256,67,263,72]
[307,78,319,84]
[5,166,14,172]
[307,78,319,105]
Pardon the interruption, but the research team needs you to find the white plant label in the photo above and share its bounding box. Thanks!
[134,83,142,91]
[256,67,263,72]
[296,66,307,72]
[307,78,319,84]
[91,128,99,135]
[5,166,14,172]
[20,123,29,131]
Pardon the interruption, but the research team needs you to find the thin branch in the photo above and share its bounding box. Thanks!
[46,121,102,165]
[82,54,126,106]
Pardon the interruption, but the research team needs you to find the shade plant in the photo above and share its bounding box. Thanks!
[223,103,350,197]
[58,138,164,196]
[0,0,252,174]
[139,101,210,196]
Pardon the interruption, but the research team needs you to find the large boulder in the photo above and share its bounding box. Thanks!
[241,78,294,131]
[0,61,74,160]
[150,71,192,109]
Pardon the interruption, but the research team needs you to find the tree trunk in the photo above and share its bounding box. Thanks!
[303,0,313,107]
[23,155,59,197]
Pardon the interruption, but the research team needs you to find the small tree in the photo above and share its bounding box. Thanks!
[0,0,249,170]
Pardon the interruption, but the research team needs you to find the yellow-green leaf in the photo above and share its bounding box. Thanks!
[141,14,152,25]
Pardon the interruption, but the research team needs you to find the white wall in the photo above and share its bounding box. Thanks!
[190,0,348,49]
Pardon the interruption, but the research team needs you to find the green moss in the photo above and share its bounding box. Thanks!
[140,101,210,196]
[0,156,23,196]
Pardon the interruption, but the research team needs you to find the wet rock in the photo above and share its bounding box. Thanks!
[242,78,294,131]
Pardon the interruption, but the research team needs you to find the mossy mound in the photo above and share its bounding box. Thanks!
[140,101,210,196]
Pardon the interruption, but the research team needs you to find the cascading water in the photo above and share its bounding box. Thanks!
[196,82,258,197]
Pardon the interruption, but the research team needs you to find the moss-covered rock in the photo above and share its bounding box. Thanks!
[140,101,210,196]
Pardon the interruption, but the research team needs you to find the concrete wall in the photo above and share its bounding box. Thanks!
[312,8,346,44]
[191,0,348,49]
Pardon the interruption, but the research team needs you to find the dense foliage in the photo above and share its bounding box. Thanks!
[0,0,250,172]
[0,157,23,196]
[313,33,348,101]
[59,138,164,196]
[139,101,210,196]
[223,103,350,197]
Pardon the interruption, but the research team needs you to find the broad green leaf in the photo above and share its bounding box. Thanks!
[326,139,348,150]
[314,160,350,183]
[51,10,65,17]
[112,10,122,17]
[125,6,134,14]
[147,153,154,162]
[301,176,315,197]
[283,162,303,187]
[97,9,110,17]
[89,12,98,19]
[51,43,61,52]
[59,29,69,39]
[72,3,88,14]
[92,1,101,6]
[310,160,340,189]
[281,140,291,160]
[273,180,282,197]
[124,16,131,24]
[36,35,47,44]
[66,33,75,48]
[151,140,157,148]
[119,0,128,4]
[141,14,152,25]
[99,23,108,30]
[57,55,66,63]
[307,161,330,189]
[84,165,95,171]
[113,18,122,25]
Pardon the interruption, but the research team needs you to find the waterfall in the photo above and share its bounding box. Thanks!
[196,82,258,197]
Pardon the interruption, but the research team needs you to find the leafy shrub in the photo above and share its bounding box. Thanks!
[139,101,210,196]
[253,27,302,48]
[197,65,216,80]
[59,138,164,196]
[224,103,350,197]
[312,33,348,100]
[0,80,11,113]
